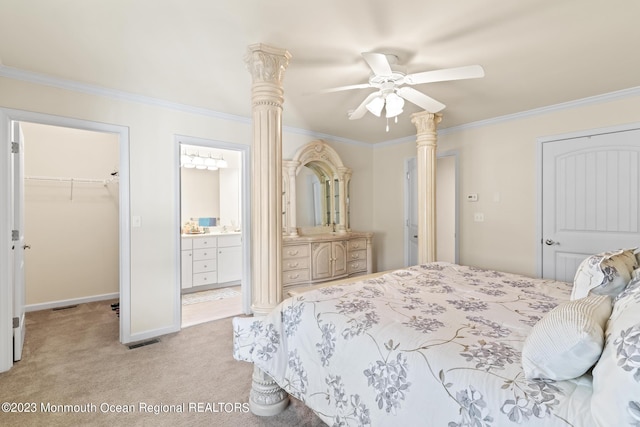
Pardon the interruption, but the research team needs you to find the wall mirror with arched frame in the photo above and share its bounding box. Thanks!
[283,140,351,236]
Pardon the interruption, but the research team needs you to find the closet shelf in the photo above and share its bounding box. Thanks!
[25,175,117,184]
[25,175,118,200]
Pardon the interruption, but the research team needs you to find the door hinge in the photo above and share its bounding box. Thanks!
[13,317,19,328]
[11,142,19,154]
[12,230,19,241]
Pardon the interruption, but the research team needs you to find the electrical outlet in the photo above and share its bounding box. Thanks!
[474,212,484,222]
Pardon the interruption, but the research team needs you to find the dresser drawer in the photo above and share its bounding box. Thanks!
[282,268,311,285]
[348,259,367,274]
[193,271,217,286]
[283,257,310,272]
[348,238,367,251]
[283,244,310,259]
[193,248,217,261]
[193,259,217,273]
[193,237,217,249]
[348,249,367,262]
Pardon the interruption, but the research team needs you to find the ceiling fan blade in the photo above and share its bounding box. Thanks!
[318,83,371,93]
[348,91,382,120]
[362,52,392,76]
[397,87,446,112]
[405,65,485,85]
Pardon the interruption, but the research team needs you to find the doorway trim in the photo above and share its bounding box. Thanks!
[174,135,251,320]
[0,108,131,371]
[404,150,459,266]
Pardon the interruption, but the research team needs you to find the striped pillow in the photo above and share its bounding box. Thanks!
[522,294,612,380]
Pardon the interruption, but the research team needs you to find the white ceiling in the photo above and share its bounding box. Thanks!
[1,0,639,144]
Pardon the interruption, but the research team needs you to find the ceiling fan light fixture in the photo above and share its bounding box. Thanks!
[385,92,405,118]
[365,96,384,117]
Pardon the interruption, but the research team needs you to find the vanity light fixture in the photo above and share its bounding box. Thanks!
[181,150,228,170]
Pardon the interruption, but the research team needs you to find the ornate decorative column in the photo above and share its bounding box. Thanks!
[411,111,442,264]
[245,43,291,417]
[245,43,291,315]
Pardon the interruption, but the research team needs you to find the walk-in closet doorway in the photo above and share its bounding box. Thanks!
[20,122,121,315]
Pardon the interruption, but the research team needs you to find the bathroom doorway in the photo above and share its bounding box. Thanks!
[175,135,250,327]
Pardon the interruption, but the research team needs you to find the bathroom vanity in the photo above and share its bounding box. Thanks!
[181,231,242,290]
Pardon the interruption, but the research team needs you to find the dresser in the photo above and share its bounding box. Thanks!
[282,231,373,293]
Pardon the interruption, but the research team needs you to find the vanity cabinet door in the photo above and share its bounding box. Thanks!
[218,245,242,283]
[181,250,193,289]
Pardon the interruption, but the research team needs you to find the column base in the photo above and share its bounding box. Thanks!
[249,365,290,416]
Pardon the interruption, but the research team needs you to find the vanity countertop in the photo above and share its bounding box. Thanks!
[181,230,241,238]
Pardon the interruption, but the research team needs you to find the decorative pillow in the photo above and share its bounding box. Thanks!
[521,294,612,380]
[571,248,637,300]
[591,279,640,426]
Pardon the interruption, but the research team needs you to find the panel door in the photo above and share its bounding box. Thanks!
[311,242,332,280]
[542,129,640,281]
[11,121,25,362]
[332,241,347,277]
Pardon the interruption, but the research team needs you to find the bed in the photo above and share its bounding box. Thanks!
[234,256,640,426]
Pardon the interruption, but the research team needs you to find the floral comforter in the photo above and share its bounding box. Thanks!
[233,262,595,426]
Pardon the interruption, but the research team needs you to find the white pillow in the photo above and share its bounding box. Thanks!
[591,279,640,426]
[521,294,612,380]
[571,248,636,300]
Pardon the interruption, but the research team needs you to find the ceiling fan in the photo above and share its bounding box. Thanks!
[325,52,485,121]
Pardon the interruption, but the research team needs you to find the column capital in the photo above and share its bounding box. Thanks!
[411,111,442,146]
[245,44,292,85]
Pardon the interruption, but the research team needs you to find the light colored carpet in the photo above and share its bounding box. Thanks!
[0,300,325,427]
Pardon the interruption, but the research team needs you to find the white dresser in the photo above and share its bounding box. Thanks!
[282,231,373,293]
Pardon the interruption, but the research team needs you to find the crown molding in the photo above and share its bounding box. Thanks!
[3,64,639,149]
[438,86,640,135]
[0,64,371,148]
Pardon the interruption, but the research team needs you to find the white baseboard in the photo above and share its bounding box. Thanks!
[25,292,119,312]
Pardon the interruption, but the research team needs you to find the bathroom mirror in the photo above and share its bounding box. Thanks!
[283,140,351,236]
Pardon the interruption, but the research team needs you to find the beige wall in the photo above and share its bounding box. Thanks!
[372,94,640,276]
[6,71,640,339]
[22,122,119,305]
[1,76,373,340]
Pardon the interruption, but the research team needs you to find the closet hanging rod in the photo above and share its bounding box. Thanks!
[24,175,115,184]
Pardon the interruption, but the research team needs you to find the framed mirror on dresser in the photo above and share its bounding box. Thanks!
[282,140,373,294]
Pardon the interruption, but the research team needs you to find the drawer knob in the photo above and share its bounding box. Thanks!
[288,250,299,256]
[289,273,299,279]
[351,253,360,259]
[288,262,299,268]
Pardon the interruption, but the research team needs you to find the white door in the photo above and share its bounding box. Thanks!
[406,155,457,266]
[11,121,26,361]
[541,129,640,282]
[407,157,419,266]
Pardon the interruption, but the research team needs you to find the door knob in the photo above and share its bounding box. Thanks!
[544,239,559,246]
[23,244,31,250]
